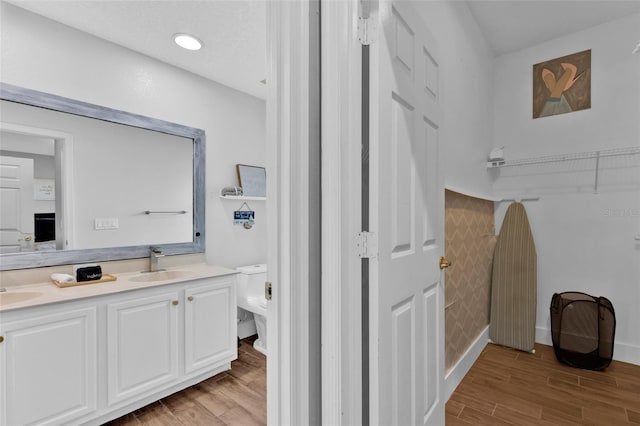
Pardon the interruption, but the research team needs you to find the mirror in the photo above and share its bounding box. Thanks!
[0,82,205,270]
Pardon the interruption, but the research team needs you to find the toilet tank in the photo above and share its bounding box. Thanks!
[236,264,267,307]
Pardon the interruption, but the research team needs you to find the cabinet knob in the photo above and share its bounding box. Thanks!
[0,336,4,343]
[172,300,179,306]
[187,296,194,302]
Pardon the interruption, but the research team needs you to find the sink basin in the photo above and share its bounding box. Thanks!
[0,291,42,305]
[128,270,193,283]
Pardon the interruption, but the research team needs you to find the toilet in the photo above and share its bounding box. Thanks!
[236,264,268,355]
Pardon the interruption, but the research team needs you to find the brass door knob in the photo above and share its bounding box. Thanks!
[439,256,452,269]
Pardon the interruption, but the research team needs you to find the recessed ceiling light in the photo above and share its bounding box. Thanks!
[173,33,203,51]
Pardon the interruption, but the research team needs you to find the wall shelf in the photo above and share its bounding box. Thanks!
[486,146,640,169]
[218,195,266,201]
[487,146,640,193]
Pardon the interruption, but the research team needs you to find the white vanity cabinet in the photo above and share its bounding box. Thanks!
[0,306,97,426]
[106,277,236,407]
[107,290,180,406]
[184,280,235,374]
[0,272,237,426]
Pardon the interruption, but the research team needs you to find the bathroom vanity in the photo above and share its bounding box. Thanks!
[0,265,237,426]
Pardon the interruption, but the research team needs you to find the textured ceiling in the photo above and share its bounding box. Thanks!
[7,0,267,99]
[7,0,640,99]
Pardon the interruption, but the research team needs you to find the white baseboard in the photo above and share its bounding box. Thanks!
[445,325,489,401]
[535,326,553,346]
[536,326,640,366]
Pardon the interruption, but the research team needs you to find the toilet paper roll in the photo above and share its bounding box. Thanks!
[51,273,74,284]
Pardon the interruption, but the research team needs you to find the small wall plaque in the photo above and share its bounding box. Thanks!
[234,210,255,229]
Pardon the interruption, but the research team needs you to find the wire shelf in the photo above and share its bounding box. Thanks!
[487,146,640,193]
[487,146,640,168]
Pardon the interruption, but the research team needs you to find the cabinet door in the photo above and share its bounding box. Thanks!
[185,279,236,374]
[0,307,97,426]
[107,291,179,406]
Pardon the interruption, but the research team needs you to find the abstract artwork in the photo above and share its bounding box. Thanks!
[533,49,591,119]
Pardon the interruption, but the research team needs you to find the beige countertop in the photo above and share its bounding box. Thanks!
[0,264,238,313]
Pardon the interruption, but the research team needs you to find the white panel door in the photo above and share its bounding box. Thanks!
[107,291,179,406]
[0,307,97,426]
[369,1,445,425]
[0,156,35,253]
[184,279,236,374]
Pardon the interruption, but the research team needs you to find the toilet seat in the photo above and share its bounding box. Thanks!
[258,298,267,310]
[245,296,267,317]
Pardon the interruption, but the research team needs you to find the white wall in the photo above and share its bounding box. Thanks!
[1,3,267,268]
[414,0,495,197]
[492,14,640,364]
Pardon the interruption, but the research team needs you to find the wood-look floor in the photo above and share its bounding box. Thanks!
[447,342,640,425]
[105,336,266,426]
[106,338,640,426]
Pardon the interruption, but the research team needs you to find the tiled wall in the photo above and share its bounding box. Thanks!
[445,189,496,371]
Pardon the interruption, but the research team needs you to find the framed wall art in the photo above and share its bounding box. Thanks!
[533,49,591,119]
[236,164,266,197]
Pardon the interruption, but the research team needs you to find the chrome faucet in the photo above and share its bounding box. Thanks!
[149,246,165,272]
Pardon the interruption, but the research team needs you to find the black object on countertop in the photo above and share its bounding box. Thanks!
[77,265,102,282]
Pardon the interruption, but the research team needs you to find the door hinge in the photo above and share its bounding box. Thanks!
[355,231,378,259]
[358,17,377,45]
[265,281,272,301]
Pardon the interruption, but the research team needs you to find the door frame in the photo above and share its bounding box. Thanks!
[320,0,365,424]
[270,1,398,423]
[265,1,322,424]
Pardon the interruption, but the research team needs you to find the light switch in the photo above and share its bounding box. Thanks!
[94,217,119,230]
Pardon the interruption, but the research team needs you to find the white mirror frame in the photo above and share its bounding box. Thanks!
[0,82,205,270]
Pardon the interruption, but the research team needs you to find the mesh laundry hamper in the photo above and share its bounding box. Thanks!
[550,292,616,370]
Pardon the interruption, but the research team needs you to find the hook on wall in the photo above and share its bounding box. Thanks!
[238,201,252,211]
